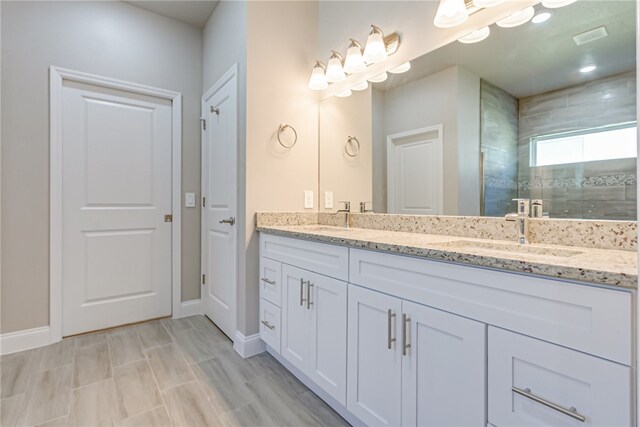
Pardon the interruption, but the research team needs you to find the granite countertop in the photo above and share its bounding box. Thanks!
[257,224,638,289]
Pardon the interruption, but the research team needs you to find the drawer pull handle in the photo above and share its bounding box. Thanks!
[300,279,307,306]
[261,320,275,330]
[387,309,396,349]
[402,314,410,356]
[512,387,586,423]
[261,278,276,285]
[307,282,314,309]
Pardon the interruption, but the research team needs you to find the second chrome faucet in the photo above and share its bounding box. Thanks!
[337,201,350,229]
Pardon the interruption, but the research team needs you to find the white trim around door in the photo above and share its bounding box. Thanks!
[49,66,182,344]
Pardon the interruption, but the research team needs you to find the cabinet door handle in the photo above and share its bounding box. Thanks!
[306,282,314,310]
[387,309,396,349]
[402,314,410,356]
[512,387,586,422]
[261,320,275,330]
[299,279,307,306]
[261,278,275,285]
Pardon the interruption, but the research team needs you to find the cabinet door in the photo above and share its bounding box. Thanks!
[489,327,631,427]
[307,271,347,405]
[281,265,313,372]
[347,284,402,426]
[402,301,486,427]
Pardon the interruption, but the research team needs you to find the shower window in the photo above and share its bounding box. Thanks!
[530,122,637,167]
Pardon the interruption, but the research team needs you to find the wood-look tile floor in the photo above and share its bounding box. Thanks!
[0,316,350,427]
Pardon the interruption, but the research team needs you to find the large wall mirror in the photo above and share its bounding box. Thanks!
[318,0,637,220]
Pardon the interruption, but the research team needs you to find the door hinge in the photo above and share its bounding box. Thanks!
[200,117,206,130]
[202,197,206,207]
[202,274,206,285]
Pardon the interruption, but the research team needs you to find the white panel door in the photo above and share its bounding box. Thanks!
[387,126,443,215]
[347,284,402,426]
[202,70,237,339]
[281,265,313,373]
[402,301,486,427]
[61,80,172,336]
[307,271,347,405]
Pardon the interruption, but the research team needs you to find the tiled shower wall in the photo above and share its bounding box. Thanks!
[480,80,519,217]
[517,70,637,220]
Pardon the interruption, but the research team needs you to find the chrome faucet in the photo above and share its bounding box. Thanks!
[505,198,530,245]
[337,201,351,229]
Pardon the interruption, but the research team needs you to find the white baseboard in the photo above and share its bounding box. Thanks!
[233,331,266,358]
[0,326,51,356]
[174,299,202,318]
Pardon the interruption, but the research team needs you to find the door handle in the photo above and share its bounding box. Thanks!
[219,217,235,226]
[300,279,307,306]
[261,320,275,330]
[512,387,586,422]
[306,282,314,310]
[387,309,396,349]
[261,278,275,285]
[402,314,411,356]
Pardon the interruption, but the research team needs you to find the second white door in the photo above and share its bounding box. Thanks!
[201,67,238,340]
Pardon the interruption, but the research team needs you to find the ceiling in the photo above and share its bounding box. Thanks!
[125,1,219,27]
[378,1,636,99]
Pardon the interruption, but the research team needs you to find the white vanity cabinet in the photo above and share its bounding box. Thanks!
[259,234,349,406]
[258,233,635,427]
[347,284,486,427]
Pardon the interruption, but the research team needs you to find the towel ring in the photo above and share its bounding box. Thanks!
[277,123,297,148]
[345,136,360,157]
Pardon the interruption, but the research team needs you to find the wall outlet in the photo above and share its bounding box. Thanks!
[324,191,333,209]
[185,192,196,208]
[304,190,314,209]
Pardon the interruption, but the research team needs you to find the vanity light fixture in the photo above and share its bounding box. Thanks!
[532,11,552,24]
[496,6,535,28]
[352,81,369,91]
[541,0,577,8]
[389,61,411,74]
[363,25,389,64]
[472,0,505,8]
[307,61,328,90]
[458,26,490,44]
[580,65,596,73]
[335,89,352,97]
[326,51,346,83]
[434,0,469,28]
[343,39,366,74]
[368,72,388,83]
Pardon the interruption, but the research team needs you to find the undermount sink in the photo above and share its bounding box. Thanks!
[435,240,585,258]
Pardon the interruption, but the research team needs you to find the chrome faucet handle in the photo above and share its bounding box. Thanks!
[337,201,351,212]
[512,198,530,216]
[360,201,373,213]
[531,199,544,218]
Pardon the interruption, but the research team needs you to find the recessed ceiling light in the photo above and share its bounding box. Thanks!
[496,6,535,28]
[580,65,596,73]
[458,26,491,44]
[389,62,411,74]
[532,11,551,24]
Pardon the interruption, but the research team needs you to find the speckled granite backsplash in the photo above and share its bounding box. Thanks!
[256,212,637,251]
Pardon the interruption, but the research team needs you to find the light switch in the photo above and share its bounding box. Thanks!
[304,191,314,209]
[185,192,196,208]
[324,191,333,209]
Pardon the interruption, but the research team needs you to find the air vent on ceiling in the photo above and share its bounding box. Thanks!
[573,26,609,46]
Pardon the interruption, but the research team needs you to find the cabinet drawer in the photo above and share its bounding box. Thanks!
[349,248,632,365]
[259,299,281,353]
[488,327,631,427]
[259,257,282,307]
[260,234,348,281]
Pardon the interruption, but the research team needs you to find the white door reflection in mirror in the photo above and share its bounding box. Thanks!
[387,125,443,215]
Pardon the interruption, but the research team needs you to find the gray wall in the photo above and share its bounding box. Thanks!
[0,1,203,333]
[518,71,637,220]
[480,80,519,217]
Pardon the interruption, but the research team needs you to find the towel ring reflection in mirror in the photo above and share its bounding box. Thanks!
[345,136,360,157]
[277,123,298,148]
